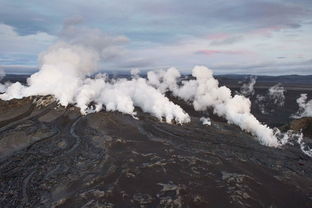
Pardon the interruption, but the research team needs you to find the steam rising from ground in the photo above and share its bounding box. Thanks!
[0,51,304,149]
[268,84,286,106]
[0,25,310,156]
[240,76,257,97]
[200,117,211,126]
[0,69,9,93]
[256,83,285,114]
[76,74,190,123]
[148,66,282,147]
[0,42,190,124]
[292,94,312,118]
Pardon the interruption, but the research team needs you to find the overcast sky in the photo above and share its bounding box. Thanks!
[0,0,311,75]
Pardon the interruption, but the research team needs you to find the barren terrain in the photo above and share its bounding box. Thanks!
[0,75,311,208]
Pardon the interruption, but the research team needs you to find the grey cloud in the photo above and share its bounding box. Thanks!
[212,1,309,28]
[0,0,311,75]
[210,35,243,46]
[60,20,129,62]
[139,0,310,33]
[1,0,311,38]
[0,1,60,35]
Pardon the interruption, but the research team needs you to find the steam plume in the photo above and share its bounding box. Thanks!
[256,83,285,114]
[268,83,286,106]
[0,40,190,124]
[292,94,312,118]
[0,68,7,93]
[148,67,312,157]
[148,66,281,147]
[240,76,257,97]
[200,117,211,126]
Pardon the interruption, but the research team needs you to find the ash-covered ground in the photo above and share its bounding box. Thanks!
[0,75,312,208]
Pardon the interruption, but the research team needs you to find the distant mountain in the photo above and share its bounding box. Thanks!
[216,74,312,84]
[1,74,29,84]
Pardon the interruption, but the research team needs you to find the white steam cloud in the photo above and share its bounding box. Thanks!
[200,117,211,126]
[0,42,99,105]
[292,94,312,118]
[76,75,190,123]
[268,83,286,106]
[256,83,285,114]
[147,68,312,156]
[0,41,190,124]
[148,66,282,147]
[240,76,257,97]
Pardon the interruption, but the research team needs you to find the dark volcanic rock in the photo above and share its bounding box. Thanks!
[0,95,311,208]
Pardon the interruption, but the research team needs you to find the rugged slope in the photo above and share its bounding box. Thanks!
[0,97,311,208]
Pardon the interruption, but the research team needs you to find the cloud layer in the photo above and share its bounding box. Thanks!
[0,0,312,74]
